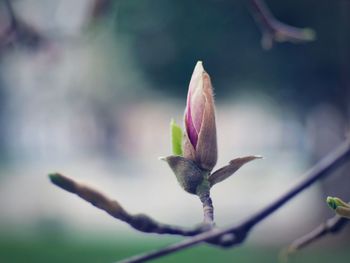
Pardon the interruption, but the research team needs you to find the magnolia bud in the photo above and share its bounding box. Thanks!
[183,61,217,171]
[165,61,260,195]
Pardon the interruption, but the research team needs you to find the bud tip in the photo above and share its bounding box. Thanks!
[193,61,204,75]
[48,173,61,184]
[327,196,336,210]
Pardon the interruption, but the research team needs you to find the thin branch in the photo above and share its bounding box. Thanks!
[49,173,206,236]
[249,0,316,49]
[1,0,47,50]
[50,173,237,248]
[4,0,18,30]
[117,140,350,263]
[1,0,17,48]
[199,192,214,226]
[280,214,349,262]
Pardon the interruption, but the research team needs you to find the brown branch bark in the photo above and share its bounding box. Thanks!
[198,191,214,226]
[49,173,210,236]
[280,213,349,262]
[249,0,316,49]
[1,0,46,50]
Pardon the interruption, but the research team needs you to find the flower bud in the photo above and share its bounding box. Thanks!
[327,196,350,219]
[183,61,217,171]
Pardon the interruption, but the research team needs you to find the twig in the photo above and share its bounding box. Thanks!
[1,0,17,48]
[199,192,214,226]
[249,0,316,49]
[280,214,349,262]
[49,173,209,236]
[117,140,350,263]
[4,0,18,30]
[1,0,47,50]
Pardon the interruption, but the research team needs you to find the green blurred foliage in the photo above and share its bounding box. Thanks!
[1,234,350,263]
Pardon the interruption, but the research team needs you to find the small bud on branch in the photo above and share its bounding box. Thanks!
[327,196,350,219]
[164,61,260,197]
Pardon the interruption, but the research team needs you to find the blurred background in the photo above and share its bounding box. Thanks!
[0,0,349,262]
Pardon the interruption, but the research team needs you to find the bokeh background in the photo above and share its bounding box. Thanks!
[0,0,349,262]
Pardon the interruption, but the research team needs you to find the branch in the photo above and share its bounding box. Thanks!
[1,0,17,48]
[49,173,207,236]
[117,140,350,263]
[1,0,47,50]
[281,215,349,262]
[4,0,18,30]
[199,191,214,226]
[249,0,316,49]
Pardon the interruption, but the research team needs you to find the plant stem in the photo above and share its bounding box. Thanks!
[199,192,214,226]
[281,215,349,262]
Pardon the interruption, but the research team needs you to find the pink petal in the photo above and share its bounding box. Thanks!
[185,92,198,148]
[190,86,205,134]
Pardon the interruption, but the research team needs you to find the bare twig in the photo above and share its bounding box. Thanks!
[4,0,18,30]
[117,140,350,263]
[199,192,214,226]
[49,173,209,236]
[280,213,349,262]
[1,0,47,50]
[249,0,316,49]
